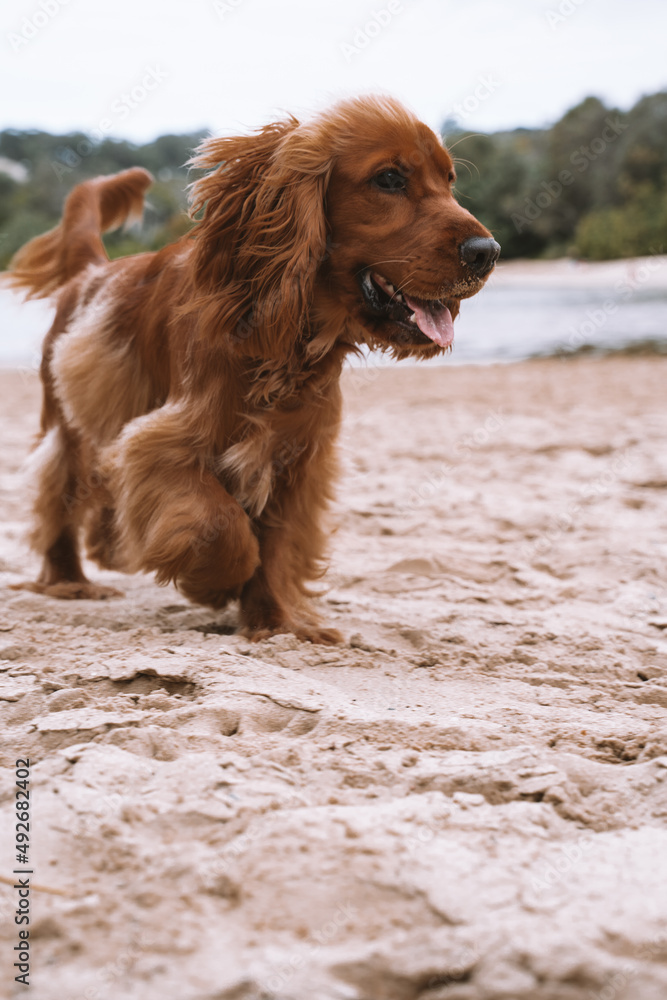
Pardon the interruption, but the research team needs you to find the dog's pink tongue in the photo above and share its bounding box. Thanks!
[403,294,454,348]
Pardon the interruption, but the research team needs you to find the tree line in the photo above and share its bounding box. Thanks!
[0,89,665,269]
[446,90,667,260]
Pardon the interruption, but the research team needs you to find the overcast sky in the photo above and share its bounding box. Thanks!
[1,0,666,142]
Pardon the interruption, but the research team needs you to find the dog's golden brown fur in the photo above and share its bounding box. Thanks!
[9,95,499,643]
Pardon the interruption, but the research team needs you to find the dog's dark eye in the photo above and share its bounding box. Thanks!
[372,170,407,192]
[448,170,456,184]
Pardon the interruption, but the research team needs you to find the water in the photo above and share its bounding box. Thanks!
[0,289,53,371]
[2,260,666,371]
[451,282,667,364]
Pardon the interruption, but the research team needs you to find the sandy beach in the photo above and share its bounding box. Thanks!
[1,354,667,999]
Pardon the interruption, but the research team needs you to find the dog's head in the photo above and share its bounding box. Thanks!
[188,96,499,363]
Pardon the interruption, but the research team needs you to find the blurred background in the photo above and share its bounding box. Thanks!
[1,0,666,364]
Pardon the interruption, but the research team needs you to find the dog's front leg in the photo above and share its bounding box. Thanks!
[238,450,343,645]
[239,532,342,645]
[106,407,260,608]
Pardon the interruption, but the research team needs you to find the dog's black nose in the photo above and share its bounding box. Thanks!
[459,236,501,276]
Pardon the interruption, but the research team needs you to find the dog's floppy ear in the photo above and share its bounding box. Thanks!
[187,118,332,363]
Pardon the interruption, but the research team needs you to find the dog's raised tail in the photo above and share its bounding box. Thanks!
[8,167,153,299]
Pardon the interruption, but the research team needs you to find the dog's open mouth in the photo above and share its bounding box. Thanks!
[359,270,456,349]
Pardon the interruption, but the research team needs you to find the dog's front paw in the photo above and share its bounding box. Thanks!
[295,625,343,646]
[241,623,343,645]
[11,580,123,600]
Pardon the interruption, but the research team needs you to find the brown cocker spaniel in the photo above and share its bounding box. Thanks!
[9,95,499,644]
